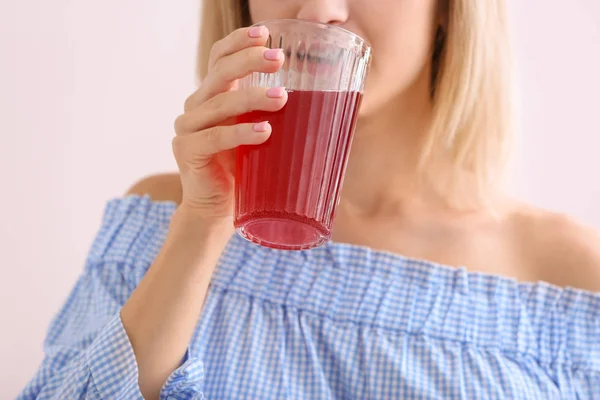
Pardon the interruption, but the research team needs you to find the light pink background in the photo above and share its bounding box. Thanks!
[1,0,599,397]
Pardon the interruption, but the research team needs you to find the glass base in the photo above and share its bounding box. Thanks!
[235,213,330,251]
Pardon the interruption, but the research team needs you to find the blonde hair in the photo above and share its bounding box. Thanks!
[196,0,514,209]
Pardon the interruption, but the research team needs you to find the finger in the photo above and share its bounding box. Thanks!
[193,47,285,107]
[175,87,287,135]
[173,122,272,161]
[182,27,270,112]
[208,26,269,71]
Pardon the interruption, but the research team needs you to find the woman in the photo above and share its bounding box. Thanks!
[20,0,600,399]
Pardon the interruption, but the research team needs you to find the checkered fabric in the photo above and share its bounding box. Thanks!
[19,196,600,399]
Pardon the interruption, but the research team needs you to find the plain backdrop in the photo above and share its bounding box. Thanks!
[1,0,599,397]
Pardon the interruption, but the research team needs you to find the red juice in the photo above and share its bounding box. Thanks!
[235,90,363,250]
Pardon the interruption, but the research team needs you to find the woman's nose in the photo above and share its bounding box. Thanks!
[295,0,349,25]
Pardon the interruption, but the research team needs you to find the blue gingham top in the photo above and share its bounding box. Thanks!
[19,196,600,399]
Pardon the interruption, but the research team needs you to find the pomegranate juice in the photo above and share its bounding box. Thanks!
[235,90,362,250]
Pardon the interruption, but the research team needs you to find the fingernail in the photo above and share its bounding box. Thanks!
[248,26,264,38]
[266,87,286,98]
[253,121,270,132]
[264,48,283,61]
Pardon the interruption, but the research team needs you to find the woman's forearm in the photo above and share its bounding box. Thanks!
[120,206,232,400]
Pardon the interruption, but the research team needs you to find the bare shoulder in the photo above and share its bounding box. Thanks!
[126,173,182,205]
[510,202,600,292]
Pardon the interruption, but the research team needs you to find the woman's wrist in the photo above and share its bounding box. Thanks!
[171,204,233,234]
[158,205,234,277]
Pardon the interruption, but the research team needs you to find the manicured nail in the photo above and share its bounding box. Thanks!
[264,48,283,61]
[253,121,271,132]
[248,26,264,38]
[266,87,286,98]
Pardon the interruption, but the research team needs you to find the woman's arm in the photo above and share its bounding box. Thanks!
[18,196,209,400]
[121,24,286,398]
[120,205,231,399]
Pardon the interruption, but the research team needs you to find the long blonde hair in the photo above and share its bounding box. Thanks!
[196,0,514,209]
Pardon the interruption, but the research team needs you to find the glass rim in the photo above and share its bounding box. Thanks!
[251,18,371,51]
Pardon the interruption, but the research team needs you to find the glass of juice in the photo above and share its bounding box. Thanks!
[235,19,372,250]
